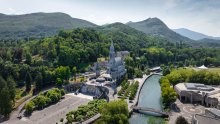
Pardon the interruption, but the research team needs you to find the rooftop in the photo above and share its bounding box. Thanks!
[194,114,220,124]
[206,108,220,118]
[175,83,217,92]
[185,83,214,91]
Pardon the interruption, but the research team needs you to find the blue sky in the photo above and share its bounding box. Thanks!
[0,0,220,36]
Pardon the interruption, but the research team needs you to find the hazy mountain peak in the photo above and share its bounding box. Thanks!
[126,17,192,43]
[173,28,220,40]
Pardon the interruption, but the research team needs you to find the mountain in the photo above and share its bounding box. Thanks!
[197,38,220,47]
[94,22,174,51]
[173,28,220,40]
[0,12,97,39]
[126,18,193,43]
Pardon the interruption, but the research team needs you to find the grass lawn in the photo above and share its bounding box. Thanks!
[207,68,220,75]
[14,86,33,109]
[15,87,28,100]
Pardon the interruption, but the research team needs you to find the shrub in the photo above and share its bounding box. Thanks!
[76,115,84,122]
[60,118,64,122]
[175,116,188,124]
[65,99,106,122]
[60,89,66,96]
[25,101,35,114]
[66,115,73,123]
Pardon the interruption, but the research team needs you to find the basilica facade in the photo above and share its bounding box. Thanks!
[107,41,126,80]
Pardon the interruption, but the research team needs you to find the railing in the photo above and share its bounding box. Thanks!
[132,106,169,117]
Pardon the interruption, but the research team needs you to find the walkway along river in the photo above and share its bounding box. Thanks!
[129,74,163,124]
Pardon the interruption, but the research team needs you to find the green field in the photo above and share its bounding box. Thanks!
[207,68,220,75]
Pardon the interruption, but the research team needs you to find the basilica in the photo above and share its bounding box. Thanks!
[107,41,126,80]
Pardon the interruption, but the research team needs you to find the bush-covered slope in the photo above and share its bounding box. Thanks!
[0,12,96,39]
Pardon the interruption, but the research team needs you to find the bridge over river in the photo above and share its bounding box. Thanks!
[132,106,169,117]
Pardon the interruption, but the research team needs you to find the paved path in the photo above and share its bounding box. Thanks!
[169,99,205,124]
[3,95,90,124]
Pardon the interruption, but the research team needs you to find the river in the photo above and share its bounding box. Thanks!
[129,74,162,124]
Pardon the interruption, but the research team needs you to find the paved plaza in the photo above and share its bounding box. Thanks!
[3,94,91,124]
[169,99,206,124]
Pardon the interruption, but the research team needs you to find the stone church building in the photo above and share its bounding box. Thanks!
[107,41,126,80]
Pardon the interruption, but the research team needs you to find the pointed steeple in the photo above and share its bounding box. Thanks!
[109,41,115,59]
[110,40,115,52]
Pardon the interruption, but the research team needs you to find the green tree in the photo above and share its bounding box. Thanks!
[46,88,61,103]
[98,100,129,124]
[56,78,63,87]
[60,89,65,96]
[35,72,43,91]
[72,66,77,81]
[66,115,73,123]
[25,101,35,115]
[25,71,32,92]
[0,82,12,118]
[7,76,16,103]
[55,66,71,80]
[175,116,188,124]
[34,95,47,109]
[25,52,32,65]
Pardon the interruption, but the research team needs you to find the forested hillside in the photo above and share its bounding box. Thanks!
[1,27,220,117]
[0,12,96,40]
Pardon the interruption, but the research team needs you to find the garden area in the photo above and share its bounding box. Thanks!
[65,99,106,123]
[14,86,34,109]
[117,80,139,100]
[24,88,65,115]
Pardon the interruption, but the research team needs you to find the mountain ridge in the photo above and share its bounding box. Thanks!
[0,12,97,39]
[173,28,220,40]
[126,18,193,43]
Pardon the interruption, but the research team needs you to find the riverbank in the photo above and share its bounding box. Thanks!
[129,74,163,124]
[130,73,163,110]
[129,74,148,109]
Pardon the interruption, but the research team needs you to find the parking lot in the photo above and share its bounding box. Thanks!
[3,94,91,124]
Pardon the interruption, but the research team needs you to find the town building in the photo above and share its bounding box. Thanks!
[149,66,162,72]
[174,83,220,109]
[107,41,126,80]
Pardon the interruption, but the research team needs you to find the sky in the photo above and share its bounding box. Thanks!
[0,0,220,37]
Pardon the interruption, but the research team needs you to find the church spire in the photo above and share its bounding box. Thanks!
[109,41,115,59]
[110,40,115,52]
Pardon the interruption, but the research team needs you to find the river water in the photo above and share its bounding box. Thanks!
[129,74,162,124]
